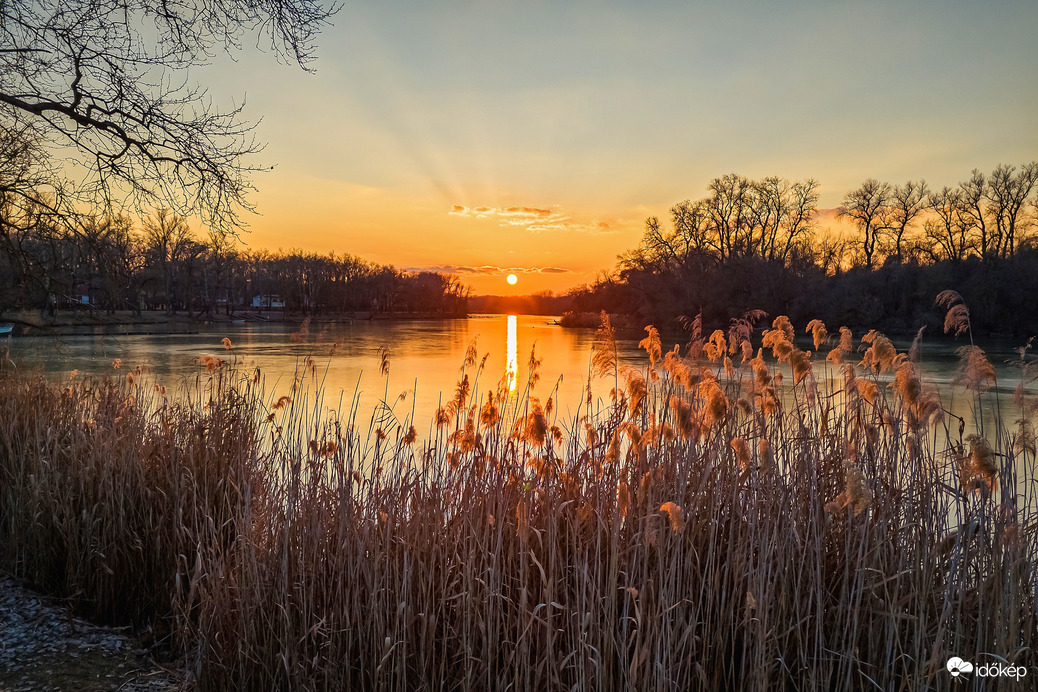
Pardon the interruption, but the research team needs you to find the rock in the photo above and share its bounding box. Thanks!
[0,575,188,691]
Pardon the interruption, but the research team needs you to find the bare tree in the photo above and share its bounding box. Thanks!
[813,235,851,276]
[104,215,147,313]
[957,169,991,259]
[669,199,712,262]
[202,228,238,316]
[706,173,751,259]
[143,209,194,315]
[986,162,1038,258]
[632,216,676,270]
[888,179,929,260]
[0,115,70,300]
[838,178,892,269]
[746,178,779,259]
[745,177,819,263]
[1,0,339,233]
[924,186,972,262]
[621,199,715,275]
[1,113,64,214]
[630,176,819,271]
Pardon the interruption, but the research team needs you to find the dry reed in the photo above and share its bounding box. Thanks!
[0,311,1036,690]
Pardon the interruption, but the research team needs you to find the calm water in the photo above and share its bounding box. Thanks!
[4,316,604,429]
[3,314,1032,434]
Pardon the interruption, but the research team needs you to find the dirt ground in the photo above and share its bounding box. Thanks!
[0,575,189,692]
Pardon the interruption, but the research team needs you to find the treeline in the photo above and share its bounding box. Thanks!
[467,292,575,315]
[0,208,468,318]
[566,163,1038,336]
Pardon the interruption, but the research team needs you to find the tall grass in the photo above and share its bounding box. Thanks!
[0,313,1035,690]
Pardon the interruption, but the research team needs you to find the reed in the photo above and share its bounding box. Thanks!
[0,312,1035,690]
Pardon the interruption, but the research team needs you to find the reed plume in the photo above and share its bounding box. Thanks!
[638,325,662,367]
[704,329,727,362]
[860,330,898,372]
[591,312,617,378]
[936,289,971,337]
[662,347,698,390]
[659,501,685,533]
[956,345,996,393]
[1,307,1034,691]
[961,433,998,494]
[805,319,828,350]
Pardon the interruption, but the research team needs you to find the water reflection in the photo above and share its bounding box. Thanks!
[3,314,599,425]
[506,315,517,394]
[3,316,1030,435]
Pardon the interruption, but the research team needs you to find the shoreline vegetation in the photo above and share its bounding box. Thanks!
[477,165,1038,339]
[2,297,1036,690]
[6,164,1038,341]
[572,166,1038,339]
[0,308,469,335]
[1,211,469,329]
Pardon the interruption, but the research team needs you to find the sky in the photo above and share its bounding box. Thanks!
[199,0,1038,295]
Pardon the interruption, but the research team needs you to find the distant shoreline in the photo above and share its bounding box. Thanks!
[0,308,475,335]
[3,308,1017,343]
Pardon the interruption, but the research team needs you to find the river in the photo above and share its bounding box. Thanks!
[2,314,1033,437]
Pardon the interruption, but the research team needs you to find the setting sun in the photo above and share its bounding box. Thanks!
[506,273,518,285]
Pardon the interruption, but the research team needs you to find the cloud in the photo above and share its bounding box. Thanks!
[448,204,617,234]
[505,266,574,275]
[450,204,562,229]
[406,264,501,275]
[501,206,555,218]
[406,264,574,276]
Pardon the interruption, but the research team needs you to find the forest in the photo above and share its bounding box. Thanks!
[0,208,468,319]
[566,163,1038,337]
[5,163,1037,335]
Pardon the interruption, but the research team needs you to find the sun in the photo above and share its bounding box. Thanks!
[506,273,518,285]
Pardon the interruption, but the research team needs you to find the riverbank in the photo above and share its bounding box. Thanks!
[0,309,469,335]
[0,573,186,691]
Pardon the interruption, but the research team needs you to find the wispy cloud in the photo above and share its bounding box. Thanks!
[513,266,574,275]
[406,265,501,275]
[407,264,573,276]
[449,204,618,234]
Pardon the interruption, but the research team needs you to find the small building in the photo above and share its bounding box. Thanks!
[252,294,285,309]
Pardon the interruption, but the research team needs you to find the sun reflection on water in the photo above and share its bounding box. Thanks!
[506,314,517,394]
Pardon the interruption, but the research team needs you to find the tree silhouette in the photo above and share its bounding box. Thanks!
[924,186,972,262]
[143,209,195,315]
[957,170,990,259]
[1,0,339,232]
[888,180,929,260]
[838,178,892,269]
[986,162,1038,258]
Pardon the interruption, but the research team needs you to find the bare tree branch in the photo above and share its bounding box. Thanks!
[1,0,340,232]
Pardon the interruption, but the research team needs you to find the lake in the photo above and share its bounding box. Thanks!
[2,314,1032,437]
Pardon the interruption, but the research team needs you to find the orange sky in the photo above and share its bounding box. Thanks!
[201,1,1038,296]
[239,172,652,295]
